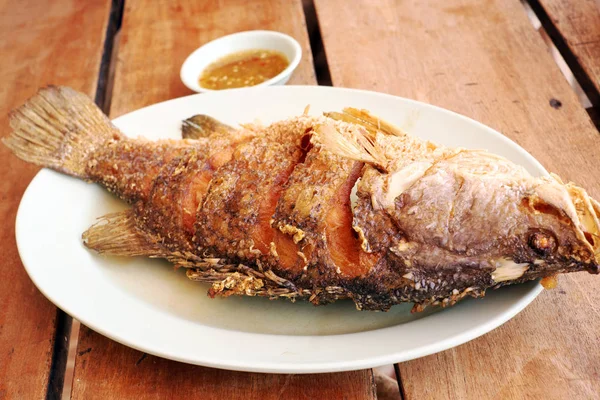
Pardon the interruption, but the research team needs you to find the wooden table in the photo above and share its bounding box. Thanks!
[1,0,599,399]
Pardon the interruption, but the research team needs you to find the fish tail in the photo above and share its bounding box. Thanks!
[82,209,167,257]
[3,86,123,178]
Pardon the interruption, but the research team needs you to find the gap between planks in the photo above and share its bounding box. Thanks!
[521,0,600,135]
[394,364,406,400]
[526,0,600,109]
[302,0,332,85]
[47,311,73,400]
[587,107,600,131]
[521,0,592,110]
[96,0,125,113]
[60,2,125,399]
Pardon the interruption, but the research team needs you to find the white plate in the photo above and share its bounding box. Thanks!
[16,86,544,373]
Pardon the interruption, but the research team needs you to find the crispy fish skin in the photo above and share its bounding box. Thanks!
[87,139,202,202]
[87,117,256,251]
[137,146,209,251]
[4,86,600,312]
[196,137,305,267]
[272,146,361,280]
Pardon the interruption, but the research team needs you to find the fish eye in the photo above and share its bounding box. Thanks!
[528,230,557,256]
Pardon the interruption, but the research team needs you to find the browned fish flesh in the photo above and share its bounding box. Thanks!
[4,86,599,311]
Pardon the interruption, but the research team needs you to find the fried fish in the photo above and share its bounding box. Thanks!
[4,86,599,311]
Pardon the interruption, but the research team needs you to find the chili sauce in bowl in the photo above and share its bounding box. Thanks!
[199,49,289,90]
[180,31,302,93]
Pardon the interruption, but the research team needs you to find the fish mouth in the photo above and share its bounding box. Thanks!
[588,197,600,270]
[567,184,600,269]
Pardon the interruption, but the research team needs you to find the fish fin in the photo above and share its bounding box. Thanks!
[181,114,235,139]
[313,122,389,172]
[3,86,123,178]
[325,108,405,137]
[82,209,168,257]
[185,265,337,300]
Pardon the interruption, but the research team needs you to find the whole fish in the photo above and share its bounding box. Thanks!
[4,86,599,311]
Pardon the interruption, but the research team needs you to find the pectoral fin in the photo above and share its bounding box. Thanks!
[82,209,167,258]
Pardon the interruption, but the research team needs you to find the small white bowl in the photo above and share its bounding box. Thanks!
[180,30,302,93]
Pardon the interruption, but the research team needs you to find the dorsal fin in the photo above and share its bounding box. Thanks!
[324,107,405,137]
[312,122,389,172]
[181,114,235,139]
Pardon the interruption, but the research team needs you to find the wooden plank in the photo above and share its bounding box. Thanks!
[74,329,376,400]
[0,0,112,398]
[71,1,374,399]
[314,0,600,398]
[109,0,316,117]
[529,0,600,107]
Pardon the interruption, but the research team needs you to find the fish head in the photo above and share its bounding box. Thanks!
[313,116,600,286]
[518,178,600,275]
[363,152,600,287]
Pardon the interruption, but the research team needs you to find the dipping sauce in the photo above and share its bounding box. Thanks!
[199,49,289,90]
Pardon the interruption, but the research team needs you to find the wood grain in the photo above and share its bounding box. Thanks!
[109,0,316,118]
[0,0,111,398]
[71,1,374,399]
[73,329,376,400]
[530,0,600,107]
[314,0,600,398]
